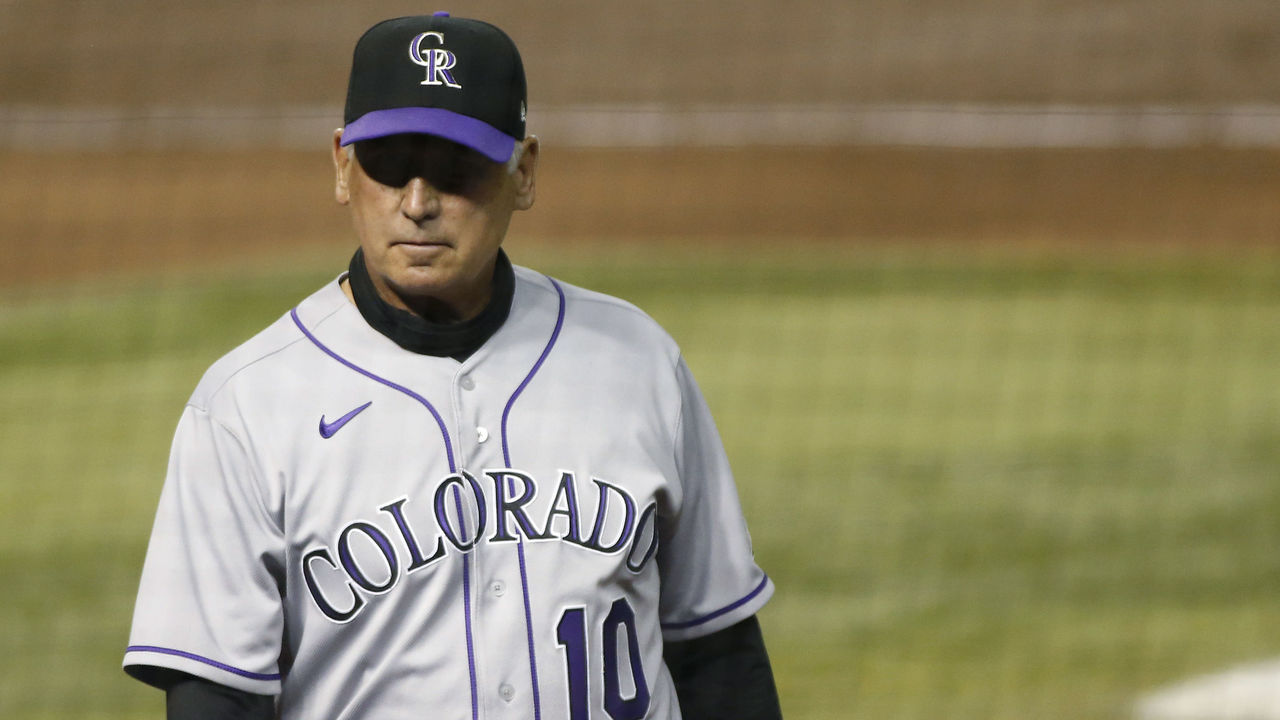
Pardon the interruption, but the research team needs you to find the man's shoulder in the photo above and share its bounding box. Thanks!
[513,264,677,351]
[188,277,346,410]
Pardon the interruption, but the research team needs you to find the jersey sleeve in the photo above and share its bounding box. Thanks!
[657,356,774,642]
[123,403,286,695]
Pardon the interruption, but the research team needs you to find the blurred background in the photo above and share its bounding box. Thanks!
[1,1,1278,718]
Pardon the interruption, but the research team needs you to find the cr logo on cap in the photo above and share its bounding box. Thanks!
[409,32,462,89]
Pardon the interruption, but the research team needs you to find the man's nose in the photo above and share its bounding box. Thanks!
[401,177,441,221]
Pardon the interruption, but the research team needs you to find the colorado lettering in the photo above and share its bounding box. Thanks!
[302,469,659,622]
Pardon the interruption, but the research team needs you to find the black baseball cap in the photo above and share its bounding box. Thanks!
[341,12,526,163]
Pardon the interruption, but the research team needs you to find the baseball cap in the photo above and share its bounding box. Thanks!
[341,12,526,163]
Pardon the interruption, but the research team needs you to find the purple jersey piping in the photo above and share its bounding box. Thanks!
[290,308,480,720]
[499,276,567,720]
[453,485,480,720]
[290,309,456,473]
[125,645,281,681]
[659,574,772,631]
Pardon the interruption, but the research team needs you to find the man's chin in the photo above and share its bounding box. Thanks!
[386,271,490,323]
[392,242,452,263]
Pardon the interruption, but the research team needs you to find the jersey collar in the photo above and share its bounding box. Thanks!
[346,248,515,361]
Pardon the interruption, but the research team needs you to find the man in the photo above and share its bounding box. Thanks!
[124,13,781,720]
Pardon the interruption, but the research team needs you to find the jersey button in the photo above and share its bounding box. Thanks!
[491,580,506,596]
[459,376,476,391]
[476,426,489,443]
[499,683,515,702]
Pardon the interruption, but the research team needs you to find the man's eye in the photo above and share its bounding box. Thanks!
[360,155,413,187]
[354,141,493,193]
[434,164,474,193]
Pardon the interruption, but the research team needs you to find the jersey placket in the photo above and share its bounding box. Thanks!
[454,276,565,720]
[453,364,532,720]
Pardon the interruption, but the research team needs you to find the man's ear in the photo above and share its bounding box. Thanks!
[332,128,351,205]
[512,135,539,211]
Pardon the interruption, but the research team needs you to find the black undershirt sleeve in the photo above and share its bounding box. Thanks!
[663,615,783,720]
[165,674,275,720]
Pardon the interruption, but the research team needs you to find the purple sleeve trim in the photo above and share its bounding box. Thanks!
[125,645,281,681]
[660,574,771,631]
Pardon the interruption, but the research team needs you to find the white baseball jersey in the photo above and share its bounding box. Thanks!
[124,265,773,720]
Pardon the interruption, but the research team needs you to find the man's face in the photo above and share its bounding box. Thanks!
[332,131,537,322]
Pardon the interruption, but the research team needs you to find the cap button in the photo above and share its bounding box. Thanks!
[433,11,450,17]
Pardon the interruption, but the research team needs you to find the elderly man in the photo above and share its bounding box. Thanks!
[124,13,781,720]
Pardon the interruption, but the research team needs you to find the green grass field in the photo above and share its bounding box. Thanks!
[2,242,1278,719]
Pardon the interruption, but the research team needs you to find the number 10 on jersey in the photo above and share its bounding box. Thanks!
[556,598,651,720]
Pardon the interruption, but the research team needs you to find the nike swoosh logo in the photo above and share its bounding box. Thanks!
[319,401,372,439]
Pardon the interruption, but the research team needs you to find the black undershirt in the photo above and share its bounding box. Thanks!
[346,247,515,361]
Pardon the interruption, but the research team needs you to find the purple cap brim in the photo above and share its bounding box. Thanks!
[341,107,517,163]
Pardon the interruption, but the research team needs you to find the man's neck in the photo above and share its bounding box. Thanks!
[343,248,516,361]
